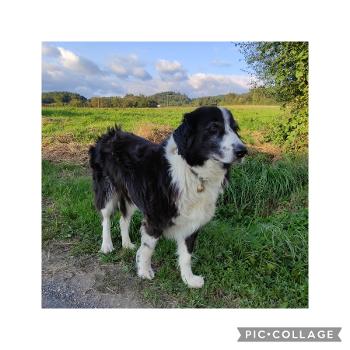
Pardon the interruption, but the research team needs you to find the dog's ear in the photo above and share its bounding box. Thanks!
[173,112,194,158]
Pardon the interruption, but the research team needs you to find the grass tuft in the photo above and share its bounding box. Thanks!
[218,154,308,221]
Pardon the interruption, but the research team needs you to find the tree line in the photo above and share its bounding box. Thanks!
[42,88,277,108]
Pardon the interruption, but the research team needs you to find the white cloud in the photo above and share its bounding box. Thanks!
[42,44,124,96]
[116,73,250,98]
[42,61,124,97]
[42,45,251,98]
[42,44,103,76]
[57,47,103,75]
[188,73,251,96]
[42,44,60,57]
[132,67,152,80]
[109,54,152,81]
[156,59,182,73]
[156,59,188,81]
[42,62,64,80]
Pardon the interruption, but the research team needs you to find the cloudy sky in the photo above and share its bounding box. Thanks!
[42,42,253,98]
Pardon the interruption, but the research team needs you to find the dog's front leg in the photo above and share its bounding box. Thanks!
[177,231,204,288]
[136,223,161,280]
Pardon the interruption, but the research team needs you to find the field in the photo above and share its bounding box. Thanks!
[42,105,308,308]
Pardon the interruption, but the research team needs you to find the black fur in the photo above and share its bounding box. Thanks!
[89,126,178,236]
[185,231,199,254]
[174,107,222,166]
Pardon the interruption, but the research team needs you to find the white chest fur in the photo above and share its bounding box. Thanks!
[164,136,226,240]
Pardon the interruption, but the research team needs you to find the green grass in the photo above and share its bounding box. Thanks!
[42,105,281,145]
[218,154,308,220]
[42,153,308,308]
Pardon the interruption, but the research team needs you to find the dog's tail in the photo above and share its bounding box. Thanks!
[88,125,122,173]
[88,126,126,210]
[89,144,109,210]
[88,143,102,172]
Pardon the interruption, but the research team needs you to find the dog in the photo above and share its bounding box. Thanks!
[89,106,247,288]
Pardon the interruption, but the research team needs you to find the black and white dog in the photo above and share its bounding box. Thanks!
[89,106,247,288]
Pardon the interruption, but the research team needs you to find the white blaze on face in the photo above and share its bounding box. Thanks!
[218,107,244,163]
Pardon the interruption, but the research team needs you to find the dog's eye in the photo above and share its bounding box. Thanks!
[208,123,220,134]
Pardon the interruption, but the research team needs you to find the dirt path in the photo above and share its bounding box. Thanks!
[42,242,154,308]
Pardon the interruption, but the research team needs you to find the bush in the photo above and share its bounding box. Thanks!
[265,109,308,152]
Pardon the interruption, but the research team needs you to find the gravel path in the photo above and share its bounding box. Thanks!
[42,242,152,308]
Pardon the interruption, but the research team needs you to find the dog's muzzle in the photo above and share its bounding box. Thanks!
[234,144,248,159]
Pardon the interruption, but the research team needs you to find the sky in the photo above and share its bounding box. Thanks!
[42,42,253,98]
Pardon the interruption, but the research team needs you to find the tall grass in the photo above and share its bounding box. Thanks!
[217,154,308,221]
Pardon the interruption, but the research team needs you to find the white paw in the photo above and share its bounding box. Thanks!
[122,241,136,250]
[137,266,155,280]
[136,247,155,280]
[185,275,204,288]
[100,241,114,254]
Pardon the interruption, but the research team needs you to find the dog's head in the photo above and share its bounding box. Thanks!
[173,106,247,166]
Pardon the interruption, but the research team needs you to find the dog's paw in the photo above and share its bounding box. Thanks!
[185,275,204,288]
[100,241,114,254]
[136,247,155,280]
[137,266,155,280]
[122,241,136,250]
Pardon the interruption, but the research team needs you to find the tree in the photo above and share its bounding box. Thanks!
[42,95,54,104]
[42,89,277,108]
[238,42,308,151]
[42,91,87,106]
[147,99,158,108]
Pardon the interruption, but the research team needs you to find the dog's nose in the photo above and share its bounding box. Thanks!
[234,145,247,158]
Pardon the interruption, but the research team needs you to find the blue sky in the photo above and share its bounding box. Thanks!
[42,42,252,98]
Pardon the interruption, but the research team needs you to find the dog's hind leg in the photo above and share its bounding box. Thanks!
[119,200,137,249]
[100,197,117,254]
[136,223,161,280]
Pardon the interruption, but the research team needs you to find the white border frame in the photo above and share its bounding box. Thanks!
[2,0,349,349]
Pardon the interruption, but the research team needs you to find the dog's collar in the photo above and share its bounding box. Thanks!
[189,168,205,193]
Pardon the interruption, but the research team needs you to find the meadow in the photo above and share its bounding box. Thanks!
[42,105,308,308]
[42,105,280,142]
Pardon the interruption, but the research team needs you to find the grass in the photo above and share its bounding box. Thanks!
[42,151,308,308]
[42,105,281,145]
[218,154,308,220]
